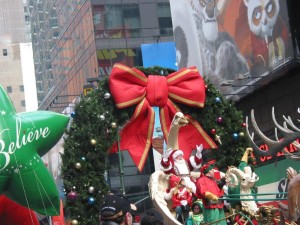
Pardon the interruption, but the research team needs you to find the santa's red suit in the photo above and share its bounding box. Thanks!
[160,149,202,193]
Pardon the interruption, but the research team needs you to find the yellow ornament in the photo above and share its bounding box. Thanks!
[111,122,117,128]
[75,162,81,169]
[90,139,97,145]
[71,219,79,225]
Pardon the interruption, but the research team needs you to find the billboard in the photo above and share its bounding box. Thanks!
[255,158,300,206]
[169,0,295,100]
[96,48,138,76]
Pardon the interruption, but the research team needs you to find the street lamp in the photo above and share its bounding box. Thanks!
[112,122,126,195]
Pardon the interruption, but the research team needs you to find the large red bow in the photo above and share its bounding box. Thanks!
[109,63,217,171]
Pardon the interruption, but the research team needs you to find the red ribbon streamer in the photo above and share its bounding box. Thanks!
[109,63,217,171]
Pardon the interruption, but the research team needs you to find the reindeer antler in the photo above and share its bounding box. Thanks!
[246,107,300,160]
[275,122,300,160]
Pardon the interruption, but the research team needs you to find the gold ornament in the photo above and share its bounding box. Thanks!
[75,162,81,169]
[215,135,222,145]
[111,122,117,128]
[90,139,97,145]
[239,132,245,137]
[71,220,79,225]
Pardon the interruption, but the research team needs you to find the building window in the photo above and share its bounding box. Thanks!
[3,49,7,56]
[21,100,26,107]
[53,31,59,37]
[103,4,141,38]
[20,85,24,92]
[157,3,173,35]
[50,17,58,28]
[6,86,12,93]
[105,5,123,30]
[123,4,141,37]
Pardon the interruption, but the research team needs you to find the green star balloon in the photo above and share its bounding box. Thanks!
[0,84,69,216]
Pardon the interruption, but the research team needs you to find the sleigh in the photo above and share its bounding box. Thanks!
[148,170,201,225]
[148,170,258,225]
[148,153,294,225]
[148,108,300,224]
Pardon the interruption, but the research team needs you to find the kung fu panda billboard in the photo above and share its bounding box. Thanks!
[169,0,298,101]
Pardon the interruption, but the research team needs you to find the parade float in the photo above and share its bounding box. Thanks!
[61,63,300,224]
[62,63,250,224]
[148,107,300,225]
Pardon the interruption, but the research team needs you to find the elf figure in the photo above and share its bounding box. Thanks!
[196,160,226,225]
[186,200,204,225]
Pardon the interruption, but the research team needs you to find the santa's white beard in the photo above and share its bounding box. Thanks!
[175,158,186,164]
[174,159,189,175]
[174,159,196,193]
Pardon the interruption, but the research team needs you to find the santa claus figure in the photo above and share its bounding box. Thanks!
[160,144,203,193]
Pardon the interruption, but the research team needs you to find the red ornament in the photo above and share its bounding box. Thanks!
[67,191,77,200]
[205,84,208,91]
[241,122,246,127]
[134,216,141,223]
[211,129,216,135]
[217,117,223,123]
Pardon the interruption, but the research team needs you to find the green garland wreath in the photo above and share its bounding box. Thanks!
[61,66,250,224]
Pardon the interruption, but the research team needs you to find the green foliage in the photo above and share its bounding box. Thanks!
[178,78,251,170]
[61,66,250,224]
[62,79,117,224]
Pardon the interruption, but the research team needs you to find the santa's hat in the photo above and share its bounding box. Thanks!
[171,150,184,159]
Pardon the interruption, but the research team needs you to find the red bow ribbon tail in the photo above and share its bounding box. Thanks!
[110,99,155,172]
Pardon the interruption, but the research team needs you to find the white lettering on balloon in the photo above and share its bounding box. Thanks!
[0,117,50,171]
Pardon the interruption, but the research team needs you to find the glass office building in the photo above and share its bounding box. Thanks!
[0,0,37,112]
[28,0,173,112]
[28,0,173,207]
